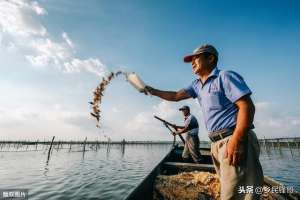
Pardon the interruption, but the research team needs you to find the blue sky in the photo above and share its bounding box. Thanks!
[0,0,299,141]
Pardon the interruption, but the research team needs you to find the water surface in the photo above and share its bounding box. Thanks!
[0,143,299,199]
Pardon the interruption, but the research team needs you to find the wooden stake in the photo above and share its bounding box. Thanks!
[47,136,55,162]
[83,137,87,152]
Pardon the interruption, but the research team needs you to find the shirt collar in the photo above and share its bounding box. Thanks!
[184,114,191,120]
[207,67,220,79]
[197,67,220,86]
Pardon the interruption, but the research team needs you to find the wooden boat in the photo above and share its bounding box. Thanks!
[125,144,300,200]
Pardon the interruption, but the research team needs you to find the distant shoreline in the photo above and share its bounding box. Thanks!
[0,136,299,145]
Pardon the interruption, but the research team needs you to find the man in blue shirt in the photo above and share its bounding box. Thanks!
[145,44,263,200]
[172,105,202,163]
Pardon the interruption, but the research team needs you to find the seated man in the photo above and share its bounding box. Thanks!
[173,105,202,163]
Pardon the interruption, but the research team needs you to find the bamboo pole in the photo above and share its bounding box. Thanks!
[47,136,55,162]
[263,136,267,152]
[35,139,39,150]
[83,137,87,152]
[287,139,293,157]
[69,141,72,152]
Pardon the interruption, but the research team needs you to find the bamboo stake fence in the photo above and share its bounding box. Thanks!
[0,137,299,153]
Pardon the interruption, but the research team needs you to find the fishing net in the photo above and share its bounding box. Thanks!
[153,171,221,200]
[153,171,286,200]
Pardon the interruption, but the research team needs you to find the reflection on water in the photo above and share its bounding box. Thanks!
[0,143,299,200]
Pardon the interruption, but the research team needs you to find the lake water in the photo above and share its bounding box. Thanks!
[0,143,299,200]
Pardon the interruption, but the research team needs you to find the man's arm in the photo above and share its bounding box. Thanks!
[145,86,191,102]
[226,95,255,165]
[175,126,190,135]
[232,95,255,141]
[175,115,193,135]
[173,125,185,129]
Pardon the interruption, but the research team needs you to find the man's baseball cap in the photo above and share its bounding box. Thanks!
[183,44,218,63]
[179,105,190,111]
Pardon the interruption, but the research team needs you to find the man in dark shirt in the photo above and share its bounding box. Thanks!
[172,105,202,163]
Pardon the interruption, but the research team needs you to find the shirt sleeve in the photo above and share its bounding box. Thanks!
[183,80,197,98]
[222,71,252,103]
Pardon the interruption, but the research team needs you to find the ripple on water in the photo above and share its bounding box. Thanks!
[1,145,298,199]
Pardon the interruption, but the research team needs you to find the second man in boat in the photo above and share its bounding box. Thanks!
[171,105,203,164]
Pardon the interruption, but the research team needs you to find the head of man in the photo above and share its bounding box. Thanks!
[179,105,190,117]
[184,44,218,75]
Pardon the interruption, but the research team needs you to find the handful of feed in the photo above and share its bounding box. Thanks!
[153,171,221,200]
[89,71,125,128]
[90,71,148,128]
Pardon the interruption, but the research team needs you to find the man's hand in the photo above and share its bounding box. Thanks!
[145,85,155,95]
[174,130,180,135]
[225,135,246,166]
[170,124,178,129]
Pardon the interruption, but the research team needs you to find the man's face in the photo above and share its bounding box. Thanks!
[191,54,211,75]
[181,110,189,117]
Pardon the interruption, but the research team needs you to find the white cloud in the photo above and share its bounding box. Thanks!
[123,101,175,141]
[111,107,121,113]
[63,58,106,76]
[125,112,152,131]
[25,38,72,68]
[291,119,300,126]
[62,32,74,49]
[153,100,178,119]
[254,101,300,138]
[0,0,107,77]
[0,0,47,37]
[255,101,271,110]
[0,102,98,140]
